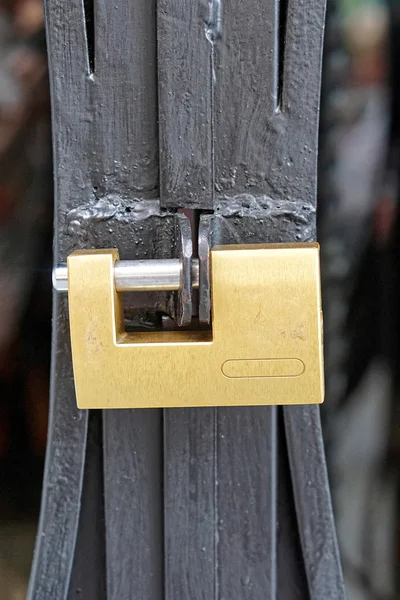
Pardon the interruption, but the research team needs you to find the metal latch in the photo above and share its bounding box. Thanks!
[53,244,324,409]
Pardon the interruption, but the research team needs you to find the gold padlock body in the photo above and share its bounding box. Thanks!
[67,244,324,409]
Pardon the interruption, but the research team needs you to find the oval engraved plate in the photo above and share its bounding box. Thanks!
[222,359,305,379]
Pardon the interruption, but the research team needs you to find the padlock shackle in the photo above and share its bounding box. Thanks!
[53,258,200,293]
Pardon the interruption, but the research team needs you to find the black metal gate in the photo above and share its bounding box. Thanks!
[28,1,346,598]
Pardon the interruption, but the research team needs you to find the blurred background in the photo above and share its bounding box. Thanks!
[0,0,398,598]
[0,0,51,596]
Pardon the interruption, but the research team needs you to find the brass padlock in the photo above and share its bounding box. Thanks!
[65,243,323,408]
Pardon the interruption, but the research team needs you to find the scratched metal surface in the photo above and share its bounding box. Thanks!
[28,1,346,598]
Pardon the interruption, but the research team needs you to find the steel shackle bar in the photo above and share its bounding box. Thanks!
[52,258,200,293]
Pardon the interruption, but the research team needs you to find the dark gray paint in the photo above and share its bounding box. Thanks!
[164,408,216,600]
[93,0,159,197]
[27,296,88,600]
[217,407,277,599]
[68,412,106,599]
[276,412,309,600]
[284,406,345,599]
[103,410,164,600]
[214,0,325,208]
[29,0,346,598]
[157,0,213,209]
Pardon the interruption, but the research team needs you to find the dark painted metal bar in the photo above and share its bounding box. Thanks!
[283,405,346,600]
[213,0,279,199]
[27,0,93,593]
[43,0,92,217]
[279,0,328,207]
[103,410,164,600]
[276,409,309,600]
[68,412,106,600]
[217,406,278,600]
[95,1,165,597]
[214,0,325,209]
[157,0,213,209]
[164,409,216,600]
[94,0,159,197]
[27,297,88,600]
